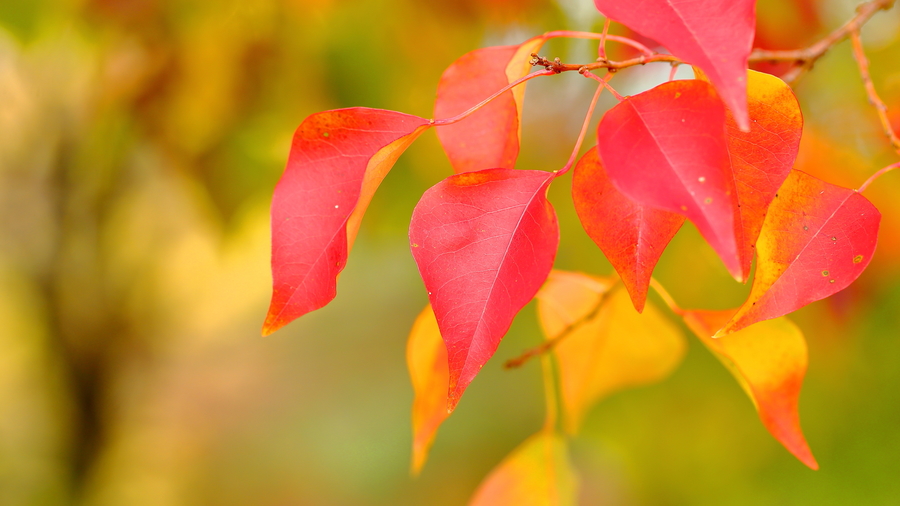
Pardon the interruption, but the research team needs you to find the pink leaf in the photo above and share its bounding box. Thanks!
[264,108,430,335]
[409,169,559,411]
[572,146,684,311]
[434,36,547,173]
[594,0,755,130]
[597,80,741,279]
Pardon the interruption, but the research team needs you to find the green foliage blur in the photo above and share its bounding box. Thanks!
[0,0,898,504]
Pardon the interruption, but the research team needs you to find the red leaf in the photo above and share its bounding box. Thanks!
[721,70,803,281]
[409,169,559,411]
[685,310,818,469]
[468,431,577,506]
[597,80,741,279]
[717,170,881,336]
[263,108,430,335]
[572,146,684,312]
[594,0,755,130]
[407,304,450,475]
[434,36,547,173]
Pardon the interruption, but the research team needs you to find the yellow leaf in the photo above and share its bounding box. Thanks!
[407,304,450,475]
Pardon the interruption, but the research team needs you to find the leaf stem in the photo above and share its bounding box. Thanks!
[649,277,684,316]
[431,69,555,126]
[849,29,900,155]
[582,70,623,100]
[597,19,612,60]
[858,162,900,192]
[543,30,654,57]
[555,74,610,177]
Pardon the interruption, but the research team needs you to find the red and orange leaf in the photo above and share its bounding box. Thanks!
[684,310,818,469]
[717,170,881,336]
[409,169,559,411]
[469,431,577,506]
[572,147,685,312]
[407,304,450,475]
[264,108,430,335]
[434,36,547,173]
[698,69,803,281]
[537,271,686,433]
[593,0,755,130]
[597,80,741,279]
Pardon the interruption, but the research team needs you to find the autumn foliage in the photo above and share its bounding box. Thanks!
[263,0,898,501]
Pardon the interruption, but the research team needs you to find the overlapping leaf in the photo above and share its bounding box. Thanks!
[572,147,684,312]
[407,304,450,475]
[718,170,881,335]
[537,271,686,433]
[597,80,741,279]
[593,0,755,130]
[697,69,803,281]
[684,310,818,469]
[264,108,430,335]
[468,431,577,506]
[409,169,559,411]
[434,36,547,173]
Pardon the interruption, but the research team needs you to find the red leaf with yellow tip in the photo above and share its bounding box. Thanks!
[264,108,430,335]
[537,271,686,433]
[469,431,577,506]
[698,69,803,281]
[684,310,818,470]
[717,170,880,336]
[409,168,559,411]
[407,305,450,475]
[593,0,755,130]
[572,147,685,312]
[597,80,741,279]
[434,36,547,173]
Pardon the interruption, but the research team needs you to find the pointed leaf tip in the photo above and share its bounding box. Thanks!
[410,168,559,408]
[685,310,818,469]
[265,108,429,333]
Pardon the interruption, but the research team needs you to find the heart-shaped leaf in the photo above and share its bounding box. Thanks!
[409,169,559,411]
[435,36,547,173]
[572,147,685,311]
[718,170,881,336]
[684,310,818,469]
[594,0,755,130]
[264,108,430,335]
[597,80,741,279]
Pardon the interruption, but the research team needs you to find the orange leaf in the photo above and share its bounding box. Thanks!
[406,304,450,475]
[536,271,686,434]
[469,431,577,506]
[684,310,818,470]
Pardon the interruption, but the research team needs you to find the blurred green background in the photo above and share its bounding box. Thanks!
[1,0,899,504]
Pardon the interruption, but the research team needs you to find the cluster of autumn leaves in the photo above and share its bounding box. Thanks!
[264,0,885,501]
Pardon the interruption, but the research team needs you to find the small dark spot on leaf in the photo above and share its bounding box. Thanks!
[323,132,330,137]
[831,236,837,241]
[821,270,829,276]
[829,279,835,284]
[853,254,864,263]
[803,226,809,231]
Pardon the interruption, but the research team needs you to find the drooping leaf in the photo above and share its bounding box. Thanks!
[698,69,803,281]
[597,80,741,279]
[684,310,818,469]
[409,169,559,411]
[717,170,881,335]
[572,147,685,312]
[434,36,547,173]
[407,304,451,475]
[536,271,686,433]
[469,431,577,506]
[264,108,430,335]
[593,0,755,130]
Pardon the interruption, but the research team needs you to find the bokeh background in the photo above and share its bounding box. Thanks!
[1,0,899,504]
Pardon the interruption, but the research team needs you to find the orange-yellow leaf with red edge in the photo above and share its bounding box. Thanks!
[434,35,547,173]
[717,170,880,336]
[468,431,577,506]
[536,271,686,434]
[407,304,450,475]
[683,309,818,470]
[698,69,803,282]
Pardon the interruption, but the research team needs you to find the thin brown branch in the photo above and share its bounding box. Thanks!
[504,292,609,369]
[530,53,682,75]
[849,29,900,155]
[748,0,895,82]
